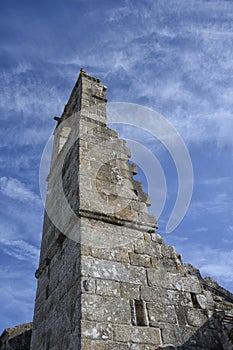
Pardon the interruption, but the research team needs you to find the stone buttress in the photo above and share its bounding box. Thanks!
[30,69,233,350]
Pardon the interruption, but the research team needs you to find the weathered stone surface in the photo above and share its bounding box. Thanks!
[147,303,177,325]
[96,279,121,297]
[82,338,129,350]
[81,320,113,341]
[27,69,233,350]
[121,282,140,300]
[114,325,162,345]
[81,277,96,294]
[130,344,157,350]
[92,246,130,264]
[0,323,32,350]
[166,289,193,307]
[185,308,208,327]
[81,256,147,284]
[147,269,201,293]
[141,285,166,303]
[129,252,151,267]
[160,324,197,346]
[80,216,144,249]
[82,294,131,324]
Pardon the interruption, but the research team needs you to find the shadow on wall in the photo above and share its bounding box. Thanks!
[0,323,32,350]
[1,310,233,349]
[173,311,233,350]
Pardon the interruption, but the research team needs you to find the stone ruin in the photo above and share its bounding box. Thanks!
[0,323,32,350]
[1,69,233,349]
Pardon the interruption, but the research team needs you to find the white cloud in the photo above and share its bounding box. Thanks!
[105,4,233,147]
[13,62,33,75]
[0,177,41,205]
[0,238,39,264]
[199,249,233,284]
[191,192,232,215]
[222,226,233,244]
[0,65,65,119]
[0,266,36,330]
[0,126,53,147]
[199,177,231,186]
[192,227,208,233]
[170,242,233,291]
[3,2,232,149]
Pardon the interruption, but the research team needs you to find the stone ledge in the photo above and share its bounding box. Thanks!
[78,208,157,232]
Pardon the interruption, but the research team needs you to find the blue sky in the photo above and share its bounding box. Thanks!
[0,0,233,332]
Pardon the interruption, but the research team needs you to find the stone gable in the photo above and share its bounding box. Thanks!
[1,69,232,350]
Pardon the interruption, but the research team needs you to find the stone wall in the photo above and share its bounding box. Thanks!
[29,69,233,349]
[79,227,233,349]
[0,322,32,350]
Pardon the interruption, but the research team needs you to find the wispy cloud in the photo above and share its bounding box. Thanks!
[0,177,41,205]
[199,177,231,186]
[0,0,232,327]
[0,126,53,147]
[0,64,65,119]
[0,265,36,331]
[168,242,233,290]
[191,192,232,215]
[0,238,39,263]
[1,0,232,149]
[199,248,233,284]
[222,226,233,244]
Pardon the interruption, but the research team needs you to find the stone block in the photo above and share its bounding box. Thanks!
[80,244,92,256]
[158,258,178,273]
[80,217,143,248]
[81,277,96,294]
[196,293,208,309]
[141,285,166,303]
[160,324,196,346]
[82,294,131,324]
[81,339,129,350]
[166,290,193,307]
[147,270,202,294]
[146,269,166,288]
[113,325,162,345]
[129,252,151,267]
[130,344,157,350]
[147,303,177,325]
[150,256,159,268]
[91,247,130,264]
[138,212,157,227]
[96,279,121,297]
[81,320,113,340]
[185,308,208,327]
[121,282,140,300]
[151,233,163,244]
[168,273,201,293]
[161,244,176,259]
[141,286,193,308]
[143,233,152,242]
[134,239,160,256]
[81,256,147,284]
[134,239,146,254]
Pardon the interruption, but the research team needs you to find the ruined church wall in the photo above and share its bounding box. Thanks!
[30,232,82,350]
[79,217,231,349]
[29,69,233,350]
